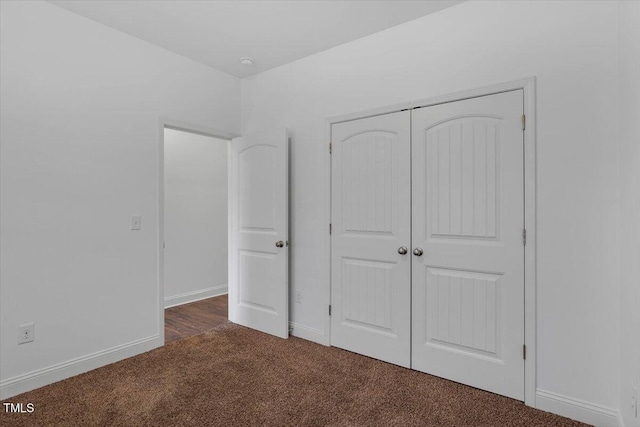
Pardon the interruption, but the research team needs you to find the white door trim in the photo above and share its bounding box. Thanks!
[325,77,537,406]
[157,117,239,345]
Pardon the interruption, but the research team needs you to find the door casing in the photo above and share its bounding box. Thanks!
[325,77,537,406]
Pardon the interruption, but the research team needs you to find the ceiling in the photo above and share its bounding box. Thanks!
[48,0,463,78]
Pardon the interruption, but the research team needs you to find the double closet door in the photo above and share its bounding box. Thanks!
[330,90,525,401]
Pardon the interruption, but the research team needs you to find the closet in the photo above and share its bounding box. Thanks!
[330,90,525,400]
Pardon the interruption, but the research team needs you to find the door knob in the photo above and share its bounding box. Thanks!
[413,247,424,256]
[398,246,408,255]
[275,241,285,248]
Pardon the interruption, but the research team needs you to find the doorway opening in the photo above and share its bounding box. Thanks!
[158,121,237,345]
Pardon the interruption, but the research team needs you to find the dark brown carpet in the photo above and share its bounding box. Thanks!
[1,323,588,427]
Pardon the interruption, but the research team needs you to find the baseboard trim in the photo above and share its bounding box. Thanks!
[289,322,328,346]
[164,285,228,308]
[536,389,621,427]
[0,334,162,400]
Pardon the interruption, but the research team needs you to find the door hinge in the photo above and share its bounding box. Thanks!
[522,229,527,246]
[522,113,526,131]
[329,142,332,154]
[329,305,332,316]
[329,223,332,235]
[523,344,527,360]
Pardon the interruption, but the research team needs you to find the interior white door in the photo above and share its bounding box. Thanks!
[228,129,289,339]
[411,90,525,400]
[331,111,411,367]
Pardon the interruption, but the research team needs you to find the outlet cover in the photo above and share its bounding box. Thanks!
[18,323,34,345]
[130,215,142,230]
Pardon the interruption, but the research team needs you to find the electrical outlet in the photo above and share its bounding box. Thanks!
[295,290,303,303]
[130,215,142,230]
[18,323,34,345]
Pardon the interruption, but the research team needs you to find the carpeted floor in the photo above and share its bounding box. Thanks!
[1,323,588,427]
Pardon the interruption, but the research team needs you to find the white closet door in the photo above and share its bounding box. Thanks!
[228,129,289,339]
[330,111,411,368]
[411,90,525,400]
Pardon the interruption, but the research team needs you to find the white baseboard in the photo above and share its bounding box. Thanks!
[0,334,162,400]
[289,322,328,345]
[617,412,629,427]
[164,285,228,308]
[536,389,622,427]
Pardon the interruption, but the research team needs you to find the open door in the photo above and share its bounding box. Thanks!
[228,129,289,339]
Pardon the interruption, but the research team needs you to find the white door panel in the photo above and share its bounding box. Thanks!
[229,129,289,339]
[412,90,525,400]
[331,111,411,368]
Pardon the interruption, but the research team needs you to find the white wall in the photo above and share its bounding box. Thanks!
[241,0,622,423]
[618,2,640,426]
[164,129,228,307]
[0,0,240,397]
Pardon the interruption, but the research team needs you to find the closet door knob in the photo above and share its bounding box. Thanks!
[413,247,424,256]
[275,241,285,248]
[398,246,408,255]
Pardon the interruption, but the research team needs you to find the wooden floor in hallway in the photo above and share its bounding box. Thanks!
[164,294,228,344]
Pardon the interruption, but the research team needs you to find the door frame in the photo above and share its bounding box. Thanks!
[325,77,537,406]
[157,117,239,345]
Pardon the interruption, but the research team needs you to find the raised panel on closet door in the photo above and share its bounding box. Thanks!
[331,110,411,368]
[411,90,525,400]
